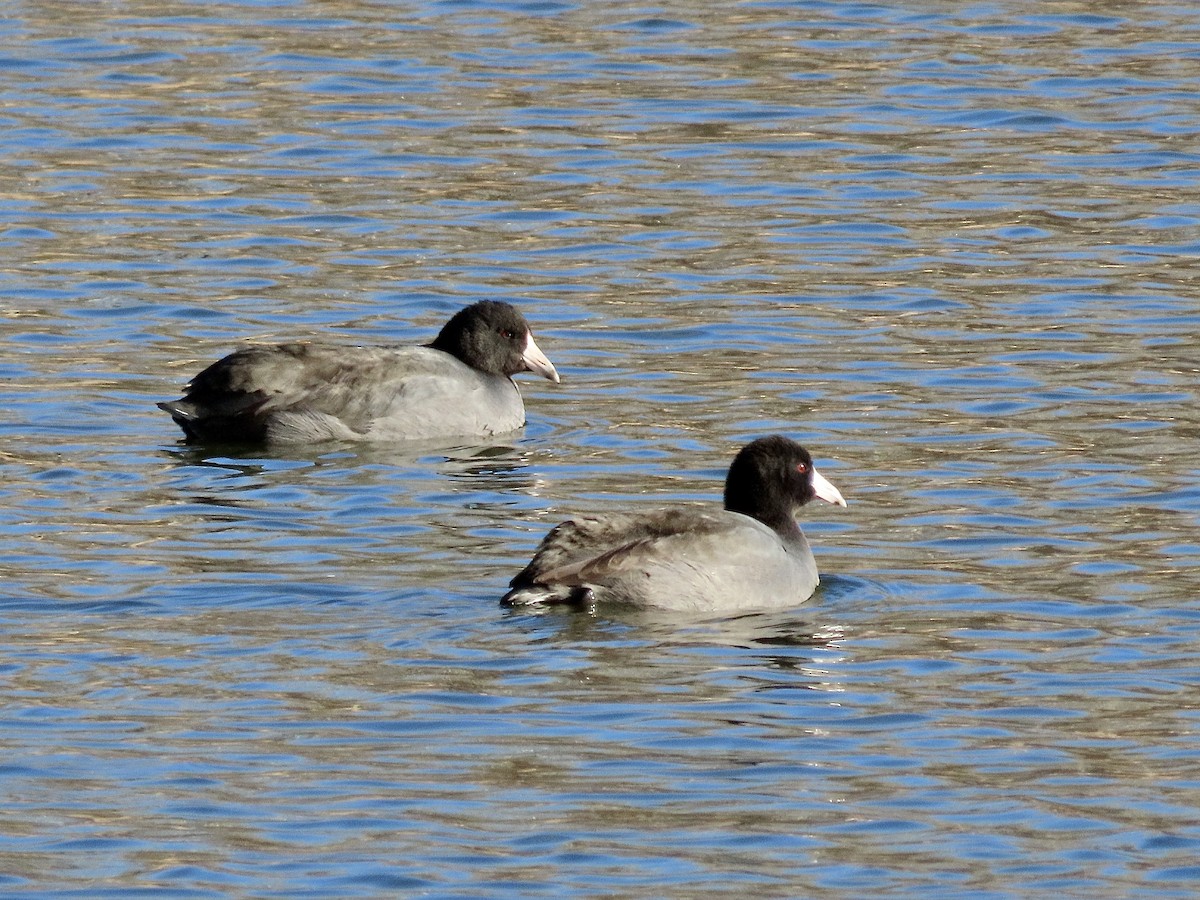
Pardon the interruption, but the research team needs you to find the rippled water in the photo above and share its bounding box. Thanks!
[3,2,1200,897]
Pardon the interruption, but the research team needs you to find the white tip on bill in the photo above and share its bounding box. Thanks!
[811,467,847,507]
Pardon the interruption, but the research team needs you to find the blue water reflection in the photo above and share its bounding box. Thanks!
[1,0,1199,896]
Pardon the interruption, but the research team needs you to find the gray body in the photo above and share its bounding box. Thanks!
[504,506,820,612]
[160,343,526,444]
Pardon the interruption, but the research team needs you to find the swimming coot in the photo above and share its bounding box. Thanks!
[159,300,559,444]
[502,436,846,611]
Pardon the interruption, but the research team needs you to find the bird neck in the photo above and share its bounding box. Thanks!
[726,497,800,538]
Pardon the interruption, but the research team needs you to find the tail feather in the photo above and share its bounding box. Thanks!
[157,399,197,422]
[500,584,594,608]
[157,397,268,444]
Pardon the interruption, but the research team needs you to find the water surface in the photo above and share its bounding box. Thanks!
[2,2,1200,897]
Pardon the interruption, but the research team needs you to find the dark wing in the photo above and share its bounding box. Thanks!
[162,344,459,440]
[176,344,305,414]
[508,508,728,589]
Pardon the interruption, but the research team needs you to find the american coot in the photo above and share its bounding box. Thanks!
[502,436,847,611]
[159,300,559,444]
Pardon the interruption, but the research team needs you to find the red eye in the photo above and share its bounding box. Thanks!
[796,463,808,473]
[499,328,514,339]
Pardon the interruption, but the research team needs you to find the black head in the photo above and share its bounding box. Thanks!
[429,300,559,382]
[723,436,846,532]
